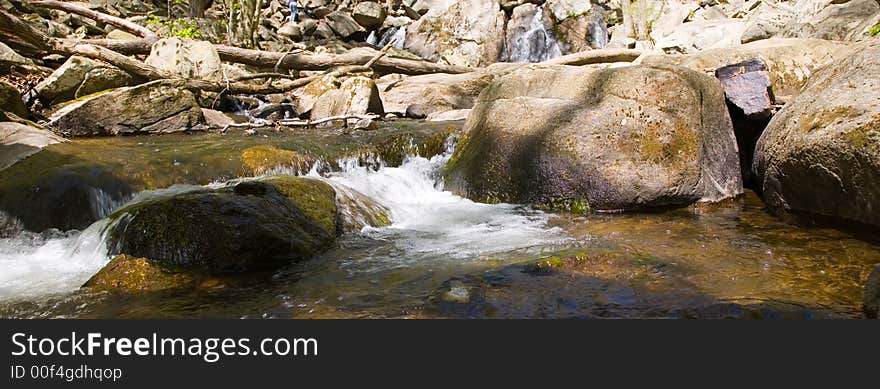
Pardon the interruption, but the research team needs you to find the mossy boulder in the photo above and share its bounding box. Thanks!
[34,56,136,107]
[752,40,880,227]
[83,254,212,293]
[47,80,205,137]
[240,145,315,175]
[445,64,743,212]
[108,176,338,273]
[0,80,27,118]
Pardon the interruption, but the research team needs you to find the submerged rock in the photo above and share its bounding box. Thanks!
[0,122,65,170]
[752,40,880,227]
[445,64,743,212]
[83,254,210,293]
[240,145,315,175]
[34,56,136,107]
[108,176,338,273]
[47,80,206,137]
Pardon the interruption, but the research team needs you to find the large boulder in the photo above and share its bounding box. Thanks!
[404,0,505,67]
[108,176,339,273]
[378,68,503,116]
[145,37,223,81]
[307,75,384,120]
[654,18,747,54]
[0,122,65,170]
[0,80,27,118]
[641,38,851,103]
[445,64,743,212]
[752,40,880,227]
[34,56,136,107]
[47,80,206,137]
[326,11,367,38]
[352,1,387,29]
[743,0,880,42]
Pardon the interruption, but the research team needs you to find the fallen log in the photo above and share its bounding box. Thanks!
[18,3,474,75]
[28,0,158,39]
[542,48,643,66]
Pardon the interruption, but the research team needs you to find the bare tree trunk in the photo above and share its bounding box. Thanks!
[190,0,214,18]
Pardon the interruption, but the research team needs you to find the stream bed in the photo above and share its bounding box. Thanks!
[1,121,879,318]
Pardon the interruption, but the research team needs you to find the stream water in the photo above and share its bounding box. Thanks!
[1,123,879,318]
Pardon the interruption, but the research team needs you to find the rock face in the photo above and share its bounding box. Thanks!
[145,37,223,81]
[642,38,851,103]
[752,40,880,227]
[309,76,384,120]
[108,176,339,273]
[34,56,136,107]
[352,1,387,29]
[446,64,743,212]
[405,0,505,67]
[0,80,27,118]
[743,0,880,42]
[47,80,205,137]
[0,122,65,170]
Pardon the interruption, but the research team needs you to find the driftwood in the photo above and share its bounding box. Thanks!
[28,0,158,39]
[222,114,381,133]
[542,48,643,66]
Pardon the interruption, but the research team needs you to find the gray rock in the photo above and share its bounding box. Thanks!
[446,64,743,211]
[0,122,65,170]
[0,42,33,67]
[310,76,384,120]
[47,80,206,137]
[752,39,880,227]
[145,37,223,81]
[404,0,505,67]
[715,58,774,119]
[0,80,27,118]
[34,56,136,107]
[352,1,387,29]
[326,11,367,38]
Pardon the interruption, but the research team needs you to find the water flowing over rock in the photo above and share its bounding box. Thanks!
[145,37,223,81]
[404,0,505,67]
[34,56,136,107]
[502,4,562,63]
[752,40,880,227]
[47,80,206,137]
[108,177,339,273]
[445,64,743,212]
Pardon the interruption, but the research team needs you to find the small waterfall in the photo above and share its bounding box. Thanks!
[368,27,406,49]
[502,6,562,63]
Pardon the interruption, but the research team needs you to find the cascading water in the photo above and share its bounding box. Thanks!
[0,139,563,300]
[502,6,562,63]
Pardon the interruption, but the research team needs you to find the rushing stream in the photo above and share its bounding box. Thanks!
[1,124,879,318]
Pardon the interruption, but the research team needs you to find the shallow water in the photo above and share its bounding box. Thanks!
[1,127,879,319]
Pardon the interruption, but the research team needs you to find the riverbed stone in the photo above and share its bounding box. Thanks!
[34,55,136,107]
[0,80,27,119]
[108,176,338,273]
[445,64,743,212]
[715,58,774,119]
[0,122,65,170]
[83,254,208,293]
[145,37,223,81]
[47,80,206,137]
[326,11,367,38]
[866,265,880,318]
[752,39,880,227]
[352,1,387,29]
[309,76,384,120]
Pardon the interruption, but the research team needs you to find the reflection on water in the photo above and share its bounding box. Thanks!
[0,127,879,318]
